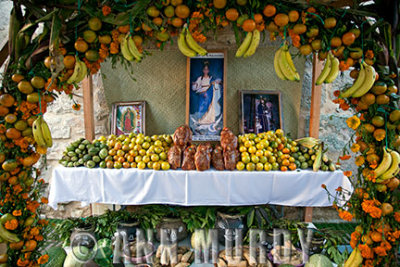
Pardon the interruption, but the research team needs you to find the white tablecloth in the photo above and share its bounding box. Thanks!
[48,167,352,209]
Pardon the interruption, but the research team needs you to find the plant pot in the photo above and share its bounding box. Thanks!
[117,220,140,243]
[156,217,187,242]
[215,212,246,245]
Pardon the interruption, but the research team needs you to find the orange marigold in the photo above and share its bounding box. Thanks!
[365,50,374,59]
[358,243,374,259]
[17,258,30,267]
[346,115,361,130]
[72,103,81,111]
[355,155,365,166]
[37,254,49,265]
[5,219,18,230]
[102,5,111,16]
[41,197,48,204]
[373,245,387,257]
[338,210,353,221]
[12,209,22,216]
[394,212,400,223]
[340,155,351,160]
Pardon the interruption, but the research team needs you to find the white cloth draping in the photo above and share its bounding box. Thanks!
[48,167,352,210]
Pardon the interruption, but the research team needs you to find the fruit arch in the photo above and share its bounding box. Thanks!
[0,0,399,266]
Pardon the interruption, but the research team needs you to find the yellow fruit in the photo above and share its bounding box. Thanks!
[371,116,385,127]
[75,40,89,53]
[88,17,102,31]
[293,24,307,34]
[246,162,255,171]
[27,92,40,103]
[161,162,170,170]
[30,76,45,89]
[164,5,175,17]
[213,0,227,9]
[147,6,160,17]
[389,110,400,122]
[371,82,387,95]
[99,35,112,44]
[85,50,99,62]
[311,39,322,51]
[17,80,34,94]
[299,44,312,56]
[324,17,337,29]
[382,203,393,215]
[236,161,245,170]
[11,74,24,83]
[5,114,17,124]
[14,120,28,131]
[83,30,97,43]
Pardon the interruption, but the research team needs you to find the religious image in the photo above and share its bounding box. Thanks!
[111,101,146,135]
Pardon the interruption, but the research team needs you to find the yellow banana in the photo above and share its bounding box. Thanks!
[352,62,376,98]
[120,36,134,61]
[316,53,332,85]
[284,49,300,80]
[279,47,297,81]
[185,30,207,56]
[0,221,20,243]
[243,29,260,58]
[127,35,143,61]
[40,117,53,148]
[380,150,400,180]
[177,29,196,57]
[274,48,286,80]
[374,147,392,178]
[235,31,253,57]
[324,53,339,83]
[67,56,82,84]
[340,64,365,98]
[74,59,87,84]
[33,117,47,147]
[344,247,362,267]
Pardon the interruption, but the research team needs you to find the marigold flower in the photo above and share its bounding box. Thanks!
[41,197,48,204]
[12,209,22,216]
[35,235,44,241]
[72,103,81,111]
[5,219,18,230]
[102,5,111,16]
[373,245,387,256]
[350,143,360,153]
[37,254,49,265]
[344,171,352,177]
[355,155,365,166]
[358,243,374,259]
[340,155,351,160]
[30,227,39,236]
[394,212,400,223]
[17,258,30,266]
[333,90,340,97]
[346,115,361,130]
[365,50,374,59]
[338,210,353,221]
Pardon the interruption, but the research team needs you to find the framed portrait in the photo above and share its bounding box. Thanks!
[186,51,227,141]
[111,101,146,135]
[239,91,283,134]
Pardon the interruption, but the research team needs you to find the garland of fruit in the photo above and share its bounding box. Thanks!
[0,0,399,265]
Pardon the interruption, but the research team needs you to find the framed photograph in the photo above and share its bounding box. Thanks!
[239,91,283,134]
[186,51,227,141]
[111,101,146,135]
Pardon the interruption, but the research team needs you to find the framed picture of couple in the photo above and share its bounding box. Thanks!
[185,51,227,141]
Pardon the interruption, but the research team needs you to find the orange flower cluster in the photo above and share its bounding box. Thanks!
[191,31,207,43]
[394,212,400,223]
[37,254,49,265]
[350,230,361,248]
[16,101,39,120]
[289,30,301,48]
[83,57,103,75]
[332,97,350,110]
[99,44,109,59]
[358,243,374,259]
[338,209,353,221]
[102,5,111,16]
[362,199,382,218]
[26,200,40,213]
[110,29,120,54]
[5,218,18,230]
[15,137,30,152]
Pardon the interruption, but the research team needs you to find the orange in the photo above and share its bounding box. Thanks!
[63,55,76,69]
[6,128,21,139]
[9,240,24,250]
[387,85,398,94]
[274,13,289,27]
[164,5,175,17]
[74,39,88,53]
[330,37,342,48]
[263,4,276,17]
[5,114,17,124]
[0,94,15,107]
[387,178,399,191]
[288,10,299,22]
[324,17,337,29]
[256,23,265,31]
[362,123,375,133]
[36,146,47,155]
[366,153,380,163]
[225,8,239,22]
[289,163,296,170]
[389,110,400,122]
[376,94,390,105]
[381,203,393,215]
[254,13,263,24]
[371,116,385,127]
[0,106,9,116]
[350,69,359,79]
[118,25,130,33]
[17,81,34,94]
[242,19,256,32]
[171,0,182,6]
[175,5,190,19]
[342,32,356,46]
[147,6,160,17]
[299,44,312,56]
[88,17,102,31]
[213,0,227,9]
[371,82,387,95]
[132,35,143,46]
[265,21,278,32]
[83,30,97,43]
[99,35,112,44]
[153,17,163,26]
[30,76,45,89]
[293,24,306,34]
[11,74,24,83]
[370,231,382,242]
[280,166,288,172]
[360,93,375,105]
[169,17,182,27]
[311,39,322,51]
[373,128,386,141]
[44,56,53,69]
[85,50,99,62]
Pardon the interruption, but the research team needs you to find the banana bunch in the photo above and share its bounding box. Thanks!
[344,247,363,267]
[273,44,300,81]
[33,116,53,148]
[178,28,207,57]
[236,29,261,58]
[340,62,376,98]
[121,34,143,62]
[67,56,87,84]
[315,52,339,85]
[375,148,400,183]
[295,137,321,149]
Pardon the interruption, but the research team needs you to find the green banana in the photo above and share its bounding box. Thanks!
[339,64,365,98]
[379,150,400,180]
[243,29,260,58]
[279,47,298,81]
[235,31,253,57]
[315,53,332,85]
[284,49,300,80]
[67,56,82,84]
[127,35,143,61]
[40,117,53,148]
[352,62,376,98]
[120,36,134,61]
[374,147,392,178]
[324,53,339,83]
[0,222,20,243]
[177,29,196,57]
[313,144,323,171]
[185,30,207,56]
[33,117,47,147]
[274,48,286,80]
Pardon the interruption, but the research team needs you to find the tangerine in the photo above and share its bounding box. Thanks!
[263,5,276,17]
[360,93,375,105]
[389,110,400,122]
[362,123,375,133]
[265,21,278,32]
[370,231,382,242]
[0,106,9,116]
[175,5,190,19]
[274,13,289,27]
[288,10,299,22]
[330,37,342,48]
[171,17,183,27]
[132,35,143,46]
[373,128,386,141]
[30,76,45,89]
[387,85,398,94]
[118,25,130,33]
[171,0,182,6]
[17,81,34,94]
[381,203,393,215]
[324,17,337,29]
[376,94,390,105]
[371,116,385,127]
[342,32,356,46]
[4,114,17,124]
[213,0,227,9]
[254,13,263,24]
[0,94,15,107]
[6,128,21,139]
[293,24,307,34]
[74,39,88,53]
[63,55,76,69]
[299,44,312,56]
[11,74,24,83]
[371,82,387,95]
[88,17,102,31]
[164,5,175,17]
[153,17,163,26]
[242,19,256,32]
[350,28,361,38]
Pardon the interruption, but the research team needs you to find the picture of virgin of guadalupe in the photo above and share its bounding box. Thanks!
[189,59,224,138]
[117,107,137,134]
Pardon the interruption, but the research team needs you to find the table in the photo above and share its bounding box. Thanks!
[48,167,352,215]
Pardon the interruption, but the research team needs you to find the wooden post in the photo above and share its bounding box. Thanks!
[82,75,95,141]
[304,53,323,223]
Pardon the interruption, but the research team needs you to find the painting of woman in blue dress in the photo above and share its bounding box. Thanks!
[188,54,225,140]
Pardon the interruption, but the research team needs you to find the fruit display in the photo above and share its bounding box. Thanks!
[235,130,337,172]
